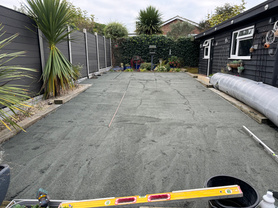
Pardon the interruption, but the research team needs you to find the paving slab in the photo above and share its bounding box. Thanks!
[1,72,278,208]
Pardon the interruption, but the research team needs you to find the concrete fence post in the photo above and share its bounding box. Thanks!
[110,38,112,67]
[83,28,90,78]
[104,36,107,68]
[38,29,45,71]
[67,26,73,64]
[95,32,100,71]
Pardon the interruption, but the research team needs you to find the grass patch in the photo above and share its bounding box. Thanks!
[186,67,198,74]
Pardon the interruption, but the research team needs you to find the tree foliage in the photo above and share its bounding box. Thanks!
[136,6,163,35]
[67,3,105,34]
[206,0,246,27]
[198,19,210,32]
[16,0,105,35]
[104,22,128,39]
[67,3,94,33]
[167,21,195,40]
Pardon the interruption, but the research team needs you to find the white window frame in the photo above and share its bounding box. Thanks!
[203,39,212,59]
[230,25,254,60]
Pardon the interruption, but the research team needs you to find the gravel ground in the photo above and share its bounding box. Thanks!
[1,72,278,207]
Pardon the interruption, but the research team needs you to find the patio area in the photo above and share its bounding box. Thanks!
[2,72,278,207]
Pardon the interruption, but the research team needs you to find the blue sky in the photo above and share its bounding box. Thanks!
[1,0,267,32]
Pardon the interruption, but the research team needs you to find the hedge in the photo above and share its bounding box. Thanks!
[113,35,199,67]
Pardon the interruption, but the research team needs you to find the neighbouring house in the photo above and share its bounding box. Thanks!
[161,15,200,36]
[195,0,278,87]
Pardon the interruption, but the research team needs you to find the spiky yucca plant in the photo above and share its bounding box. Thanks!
[0,25,36,131]
[25,0,76,98]
[136,6,163,35]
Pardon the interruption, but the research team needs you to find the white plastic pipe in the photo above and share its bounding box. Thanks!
[210,73,278,127]
[243,126,278,163]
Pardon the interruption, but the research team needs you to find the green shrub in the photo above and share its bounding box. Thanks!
[168,56,181,68]
[124,68,134,72]
[155,66,168,72]
[104,22,128,39]
[169,68,181,72]
[165,63,171,71]
[140,68,147,72]
[140,62,152,70]
[114,35,199,67]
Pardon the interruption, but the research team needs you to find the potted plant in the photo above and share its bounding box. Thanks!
[227,60,242,68]
[130,56,143,70]
[227,60,244,73]
[168,56,181,68]
[125,64,131,69]
[0,163,10,205]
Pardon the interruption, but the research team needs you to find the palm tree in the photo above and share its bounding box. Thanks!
[25,0,76,98]
[0,25,36,131]
[136,6,163,35]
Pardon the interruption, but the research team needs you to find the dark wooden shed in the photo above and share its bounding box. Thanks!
[195,0,278,87]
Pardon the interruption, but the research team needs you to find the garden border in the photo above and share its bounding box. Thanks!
[0,84,92,144]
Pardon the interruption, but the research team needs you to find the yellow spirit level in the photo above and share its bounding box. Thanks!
[58,185,242,208]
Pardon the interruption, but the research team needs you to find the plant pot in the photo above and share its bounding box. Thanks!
[227,63,240,68]
[237,66,244,74]
[0,164,10,205]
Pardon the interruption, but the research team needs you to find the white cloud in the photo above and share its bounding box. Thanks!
[1,0,267,32]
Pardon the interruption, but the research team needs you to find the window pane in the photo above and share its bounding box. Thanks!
[232,32,238,55]
[204,47,209,57]
[238,39,252,56]
[238,28,253,37]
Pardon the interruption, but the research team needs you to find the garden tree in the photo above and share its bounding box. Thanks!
[206,0,246,27]
[67,2,94,33]
[167,21,195,40]
[94,22,106,35]
[136,6,163,35]
[15,0,105,35]
[67,3,105,34]
[198,19,211,32]
[104,22,128,39]
[25,0,76,99]
[0,25,36,131]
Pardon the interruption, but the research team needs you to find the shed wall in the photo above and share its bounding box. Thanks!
[198,13,278,87]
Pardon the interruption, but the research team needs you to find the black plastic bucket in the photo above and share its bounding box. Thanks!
[205,175,259,208]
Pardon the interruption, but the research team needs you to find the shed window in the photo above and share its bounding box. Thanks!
[230,26,254,59]
[203,39,211,59]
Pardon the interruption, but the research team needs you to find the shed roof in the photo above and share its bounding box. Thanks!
[195,0,278,39]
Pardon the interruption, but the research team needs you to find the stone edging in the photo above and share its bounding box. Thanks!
[0,84,92,144]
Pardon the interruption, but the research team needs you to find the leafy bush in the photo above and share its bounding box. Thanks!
[169,68,181,72]
[124,68,134,72]
[155,66,168,72]
[165,63,171,71]
[104,22,128,39]
[0,25,36,131]
[140,62,152,70]
[140,68,148,72]
[114,35,199,67]
[168,56,181,68]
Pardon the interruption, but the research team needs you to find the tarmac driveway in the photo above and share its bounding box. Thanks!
[2,72,278,207]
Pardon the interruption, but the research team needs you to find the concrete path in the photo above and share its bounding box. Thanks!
[2,72,278,207]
